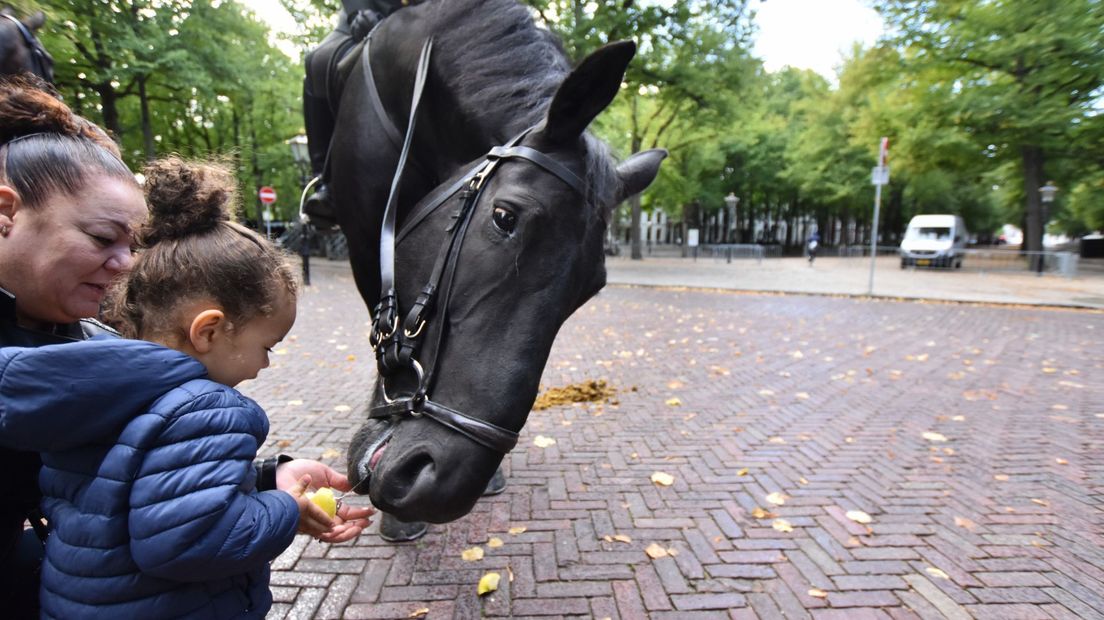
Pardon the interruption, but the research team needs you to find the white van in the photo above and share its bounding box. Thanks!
[899,214,968,269]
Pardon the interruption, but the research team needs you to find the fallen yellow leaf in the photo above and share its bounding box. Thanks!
[487,537,504,548]
[795,392,810,400]
[768,436,786,444]
[736,467,749,476]
[808,588,829,599]
[408,608,430,618]
[532,435,556,448]
[925,567,950,580]
[951,415,966,421]
[772,519,794,533]
[994,474,1010,481]
[321,448,341,459]
[334,404,352,412]
[665,397,682,406]
[508,526,527,535]
[953,516,977,530]
[286,399,304,406]
[765,492,787,506]
[651,472,675,486]
[613,534,632,543]
[799,477,809,485]
[845,510,872,524]
[461,547,484,561]
[477,572,500,596]
[751,507,774,519]
[1031,498,1049,506]
[644,543,669,559]
[1055,458,1069,465]
[922,431,948,442]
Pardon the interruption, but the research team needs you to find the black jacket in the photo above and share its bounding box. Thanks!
[0,288,118,566]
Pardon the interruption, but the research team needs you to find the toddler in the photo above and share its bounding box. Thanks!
[0,157,340,618]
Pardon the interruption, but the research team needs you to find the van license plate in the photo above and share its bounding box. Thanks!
[917,259,931,266]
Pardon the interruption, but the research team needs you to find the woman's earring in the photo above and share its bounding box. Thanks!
[0,225,9,236]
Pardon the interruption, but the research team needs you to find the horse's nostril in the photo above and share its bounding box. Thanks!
[388,452,436,501]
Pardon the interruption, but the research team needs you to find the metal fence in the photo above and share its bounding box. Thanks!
[835,245,1079,277]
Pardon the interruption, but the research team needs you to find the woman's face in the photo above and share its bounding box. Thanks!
[0,176,147,327]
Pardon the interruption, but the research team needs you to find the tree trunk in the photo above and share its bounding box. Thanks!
[1021,145,1044,254]
[97,83,122,140]
[138,77,155,161]
[629,98,643,260]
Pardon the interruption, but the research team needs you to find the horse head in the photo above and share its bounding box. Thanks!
[335,2,662,520]
[0,9,53,83]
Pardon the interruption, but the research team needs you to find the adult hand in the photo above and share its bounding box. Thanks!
[276,459,375,543]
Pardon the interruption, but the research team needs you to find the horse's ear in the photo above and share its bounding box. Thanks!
[613,148,667,207]
[541,40,636,145]
[25,11,46,31]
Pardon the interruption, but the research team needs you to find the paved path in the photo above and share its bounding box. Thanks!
[253,260,1104,619]
[605,256,1104,310]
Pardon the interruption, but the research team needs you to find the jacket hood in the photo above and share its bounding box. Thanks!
[0,337,207,452]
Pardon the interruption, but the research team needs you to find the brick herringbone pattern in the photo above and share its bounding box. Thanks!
[251,264,1104,619]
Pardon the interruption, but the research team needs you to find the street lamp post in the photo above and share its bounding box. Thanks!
[1037,181,1058,274]
[288,134,312,286]
[724,192,739,244]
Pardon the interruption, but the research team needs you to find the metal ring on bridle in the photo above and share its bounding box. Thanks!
[374,314,399,345]
[403,318,427,339]
[379,358,425,409]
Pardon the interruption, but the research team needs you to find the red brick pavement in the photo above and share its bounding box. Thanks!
[248,263,1104,619]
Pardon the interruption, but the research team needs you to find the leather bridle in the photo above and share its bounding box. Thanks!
[362,37,585,455]
[1,14,51,83]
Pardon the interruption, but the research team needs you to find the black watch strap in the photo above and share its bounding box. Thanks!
[256,454,294,491]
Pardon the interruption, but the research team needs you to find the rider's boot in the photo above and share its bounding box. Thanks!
[303,183,338,231]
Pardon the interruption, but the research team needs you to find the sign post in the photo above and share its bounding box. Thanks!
[258,186,277,238]
[868,138,889,296]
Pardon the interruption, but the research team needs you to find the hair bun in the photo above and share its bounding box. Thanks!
[142,156,237,243]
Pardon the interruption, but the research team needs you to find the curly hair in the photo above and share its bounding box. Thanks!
[105,156,298,340]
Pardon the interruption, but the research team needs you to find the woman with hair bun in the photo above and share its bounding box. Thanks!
[1,156,375,618]
[0,75,147,616]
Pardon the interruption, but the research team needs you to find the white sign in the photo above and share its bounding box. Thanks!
[687,228,699,247]
[262,209,273,222]
[871,166,890,186]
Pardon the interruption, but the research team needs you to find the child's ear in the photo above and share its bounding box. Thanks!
[188,309,227,354]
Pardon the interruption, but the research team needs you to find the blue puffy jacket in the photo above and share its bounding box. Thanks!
[0,338,300,619]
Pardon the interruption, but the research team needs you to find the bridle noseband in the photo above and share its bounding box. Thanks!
[363,37,585,455]
[1,14,51,83]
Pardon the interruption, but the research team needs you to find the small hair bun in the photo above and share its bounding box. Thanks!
[142,156,237,243]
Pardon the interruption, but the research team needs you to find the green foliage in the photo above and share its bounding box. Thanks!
[12,0,1102,244]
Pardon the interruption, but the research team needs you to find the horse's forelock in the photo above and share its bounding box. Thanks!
[423,0,621,217]
[426,0,570,131]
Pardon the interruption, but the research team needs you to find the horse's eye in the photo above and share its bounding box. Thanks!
[492,207,518,233]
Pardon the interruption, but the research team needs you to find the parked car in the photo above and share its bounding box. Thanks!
[899,214,968,269]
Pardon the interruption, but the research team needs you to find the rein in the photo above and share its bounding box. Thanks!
[1,14,50,83]
[363,36,584,455]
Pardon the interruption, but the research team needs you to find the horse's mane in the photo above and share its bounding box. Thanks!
[425,0,622,211]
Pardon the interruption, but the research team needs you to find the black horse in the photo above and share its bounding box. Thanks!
[330,0,665,524]
[0,9,53,82]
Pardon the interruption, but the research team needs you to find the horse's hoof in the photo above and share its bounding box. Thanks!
[482,467,507,496]
[379,513,429,542]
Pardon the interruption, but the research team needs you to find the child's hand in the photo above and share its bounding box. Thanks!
[285,475,334,537]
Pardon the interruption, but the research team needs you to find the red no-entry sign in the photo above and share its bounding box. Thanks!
[258,186,277,205]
